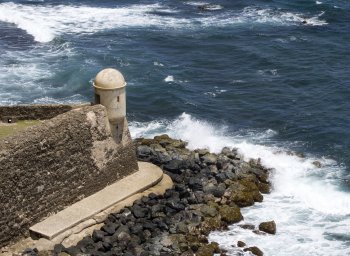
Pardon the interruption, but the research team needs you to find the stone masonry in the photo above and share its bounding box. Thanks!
[0,105,138,247]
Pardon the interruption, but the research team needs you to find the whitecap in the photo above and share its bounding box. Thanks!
[164,75,174,82]
[129,113,350,255]
[154,61,164,67]
[0,3,328,43]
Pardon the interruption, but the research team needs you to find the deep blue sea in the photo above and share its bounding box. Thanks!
[0,0,349,255]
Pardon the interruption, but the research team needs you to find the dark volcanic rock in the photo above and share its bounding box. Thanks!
[92,230,107,242]
[38,135,272,256]
[203,183,226,198]
[132,205,149,218]
[164,159,184,173]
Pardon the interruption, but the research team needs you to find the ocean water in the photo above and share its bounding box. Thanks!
[0,0,349,255]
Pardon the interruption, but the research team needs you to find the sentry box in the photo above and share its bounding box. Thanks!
[93,68,126,143]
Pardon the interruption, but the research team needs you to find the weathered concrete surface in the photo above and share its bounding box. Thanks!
[0,105,138,247]
[0,104,90,121]
[29,162,163,240]
[1,171,173,255]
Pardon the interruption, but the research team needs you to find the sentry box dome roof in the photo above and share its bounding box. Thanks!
[93,68,126,90]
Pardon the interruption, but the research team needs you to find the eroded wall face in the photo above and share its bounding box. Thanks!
[0,105,138,247]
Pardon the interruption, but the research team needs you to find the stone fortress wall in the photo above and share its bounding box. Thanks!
[0,68,139,248]
[0,104,138,247]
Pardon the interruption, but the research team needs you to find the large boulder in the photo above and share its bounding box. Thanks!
[259,220,276,235]
[244,246,264,256]
[219,205,243,224]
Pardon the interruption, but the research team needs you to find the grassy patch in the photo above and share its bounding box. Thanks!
[0,120,41,139]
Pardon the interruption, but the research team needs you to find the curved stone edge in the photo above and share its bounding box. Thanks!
[30,162,162,239]
[1,165,173,255]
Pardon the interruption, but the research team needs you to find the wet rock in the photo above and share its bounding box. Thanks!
[244,246,264,256]
[259,220,276,234]
[312,161,322,168]
[230,190,255,207]
[238,224,255,230]
[258,182,271,194]
[219,205,243,224]
[237,241,246,247]
[252,230,267,235]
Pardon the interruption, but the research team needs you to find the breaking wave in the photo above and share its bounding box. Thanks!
[0,2,327,43]
[130,113,350,255]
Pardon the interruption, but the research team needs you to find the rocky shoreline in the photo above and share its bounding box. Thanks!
[25,135,275,256]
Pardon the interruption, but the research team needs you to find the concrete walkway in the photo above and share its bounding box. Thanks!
[30,162,164,240]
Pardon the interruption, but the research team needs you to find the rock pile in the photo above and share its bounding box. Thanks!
[26,135,274,256]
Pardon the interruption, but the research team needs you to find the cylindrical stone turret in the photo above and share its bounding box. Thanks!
[93,68,126,143]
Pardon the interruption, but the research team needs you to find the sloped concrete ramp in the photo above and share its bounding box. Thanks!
[29,162,164,240]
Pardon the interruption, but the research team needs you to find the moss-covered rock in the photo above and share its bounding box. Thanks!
[259,220,276,234]
[230,190,255,207]
[200,204,218,217]
[200,216,224,235]
[237,241,246,247]
[258,182,271,194]
[244,246,264,256]
[196,242,220,256]
[219,205,243,224]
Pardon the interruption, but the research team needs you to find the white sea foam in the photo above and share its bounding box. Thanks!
[164,75,174,82]
[0,3,185,43]
[154,61,164,67]
[185,2,210,7]
[238,7,328,26]
[0,3,327,43]
[129,113,350,256]
[204,88,227,98]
